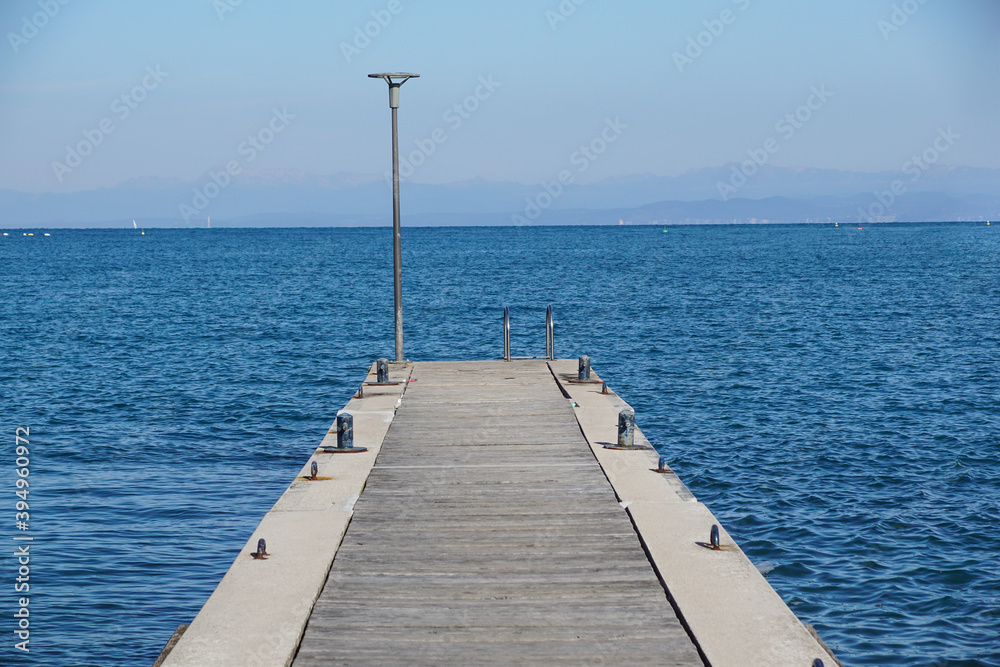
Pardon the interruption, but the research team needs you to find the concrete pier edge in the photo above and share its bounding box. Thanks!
[548,359,840,667]
[157,362,412,667]
[156,358,841,667]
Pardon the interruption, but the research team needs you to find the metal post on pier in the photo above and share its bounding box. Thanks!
[369,72,420,362]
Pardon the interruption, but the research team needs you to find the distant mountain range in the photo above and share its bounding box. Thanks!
[2,164,998,227]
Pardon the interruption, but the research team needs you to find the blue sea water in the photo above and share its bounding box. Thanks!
[1,223,999,666]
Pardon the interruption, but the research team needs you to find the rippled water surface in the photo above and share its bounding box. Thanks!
[2,224,999,666]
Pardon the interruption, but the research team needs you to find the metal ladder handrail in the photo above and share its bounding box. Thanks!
[503,306,554,361]
[503,306,511,361]
[546,305,554,360]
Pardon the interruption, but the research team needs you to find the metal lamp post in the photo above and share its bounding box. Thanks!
[369,72,419,362]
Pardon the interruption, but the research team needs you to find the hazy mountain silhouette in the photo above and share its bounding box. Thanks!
[2,165,998,227]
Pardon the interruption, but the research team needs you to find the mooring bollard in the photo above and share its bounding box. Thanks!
[710,524,720,550]
[253,538,268,559]
[601,381,610,395]
[658,455,668,473]
[310,461,318,479]
[617,408,635,447]
[376,358,389,384]
[813,660,825,667]
[578,355,591,381]
[337,412,354,449]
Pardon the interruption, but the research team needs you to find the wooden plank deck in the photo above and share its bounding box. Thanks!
[291,360,703,666]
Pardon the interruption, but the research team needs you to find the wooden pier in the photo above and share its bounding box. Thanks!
[159,359,839,667]
[293,360,701,665]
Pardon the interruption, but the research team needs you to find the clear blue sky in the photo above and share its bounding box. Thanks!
[1,0,998,192]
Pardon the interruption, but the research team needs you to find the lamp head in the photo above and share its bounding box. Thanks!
[369,73,419,108]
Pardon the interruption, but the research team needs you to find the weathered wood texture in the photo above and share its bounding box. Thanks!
[292,360,702,666]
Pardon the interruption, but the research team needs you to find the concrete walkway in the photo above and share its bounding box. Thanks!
[291,360,703,666]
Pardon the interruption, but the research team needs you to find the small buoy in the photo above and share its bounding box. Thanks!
[835,222,839,227]
[27,233,33,236]
[44,233,50,236]
[141,230,145,235]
